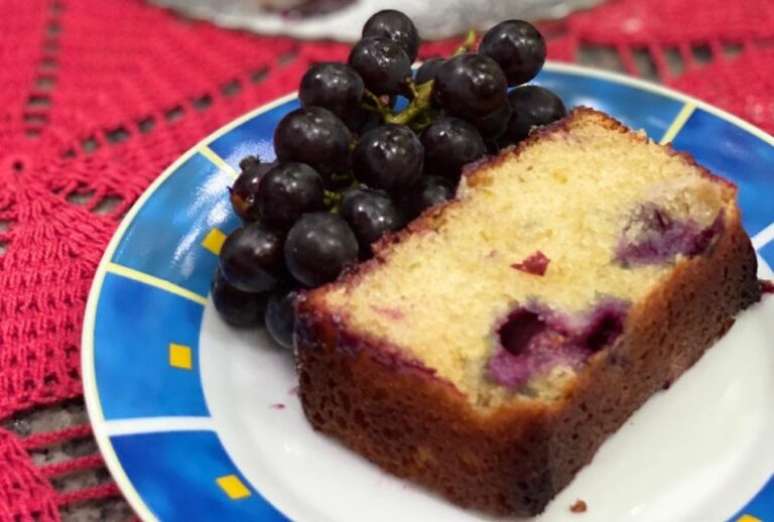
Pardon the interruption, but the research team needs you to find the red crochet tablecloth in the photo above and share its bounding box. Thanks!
[1,0,772,519]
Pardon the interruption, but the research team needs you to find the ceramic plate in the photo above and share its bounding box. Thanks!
[82,63,774,522]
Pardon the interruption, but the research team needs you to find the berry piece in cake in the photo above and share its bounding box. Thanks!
[511,250,550,276]
[486,298,630,389]
[579,299,629,351]
[616,203,724,266]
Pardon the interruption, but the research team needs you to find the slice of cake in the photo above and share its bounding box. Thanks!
[295,108,760,516]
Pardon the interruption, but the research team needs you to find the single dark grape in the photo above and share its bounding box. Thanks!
[471,102,512,141]
[257,162,325,231]
[212,269,268,327]
[352,124,424,193]
[299,63,365,122]
[284,213,359,287]
[362,9,420,62]
[421,117,487,180]
[274,107,352,176]
[479,20,546,87]
[433,54,508,120]
[341,188,404,255]
[265,287,299,350]
[219,223,284,293]
[348,37,412,96]
[341,105,382,135]
[401,175,455,220]
[230,158,276,222]
[415,58,445,85]
[503,85,567,145]
[239,155,261,172]
[297,64,379,135]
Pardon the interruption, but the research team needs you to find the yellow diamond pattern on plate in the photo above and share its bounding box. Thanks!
[202,228,227,255]
[216,474,251,500]
[168,343,193,370]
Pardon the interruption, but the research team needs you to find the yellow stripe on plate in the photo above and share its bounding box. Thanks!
[199,145,238,179]
[660,102,697,144]
[105,262,208,306]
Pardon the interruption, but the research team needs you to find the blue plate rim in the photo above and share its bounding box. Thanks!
[80,61,774,522]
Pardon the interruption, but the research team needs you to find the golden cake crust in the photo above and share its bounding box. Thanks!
[294,109,760,516]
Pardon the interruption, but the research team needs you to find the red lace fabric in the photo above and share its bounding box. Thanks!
[0,0,771,519]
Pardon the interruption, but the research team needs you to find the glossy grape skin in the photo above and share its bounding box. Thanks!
[284,213,359,287]
[433,54,508,120]
[238,155,260,171]
[340,188,404,255]
[274,107,352,176]
[265,287,298,350]
[348,37,412,96]
[212,269,268,328]
[400,175,455,220]
[343,106,382,135]
[257,162,325,231]
[352,124,424,193]
[479,20,546,86]
[362,9,420,62]
[299,63,365,122]
[421,117,487,180]
[472,102,512,142]
[503,85,567,144]
[219,223,284,293]
[297,63,377,135]
[415,58,445,85]
[230,157,276,222]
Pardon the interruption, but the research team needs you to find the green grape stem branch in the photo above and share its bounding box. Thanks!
[363,29,477,129]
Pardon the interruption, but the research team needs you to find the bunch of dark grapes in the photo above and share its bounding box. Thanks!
[213,11,567,347]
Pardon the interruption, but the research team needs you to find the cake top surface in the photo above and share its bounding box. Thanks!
[316,108,734,409]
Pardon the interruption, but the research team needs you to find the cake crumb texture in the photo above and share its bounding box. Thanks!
[322,108,732,407]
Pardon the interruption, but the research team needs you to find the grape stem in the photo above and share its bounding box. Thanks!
[324,190,343,210]
[362,29,478,128]
[384,80,433,126]
[453,29,478,56]
[362,90,391,116]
